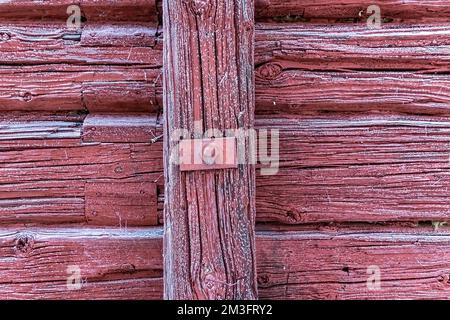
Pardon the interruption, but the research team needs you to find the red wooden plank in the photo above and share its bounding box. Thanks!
[254,0,450,23]
[0,227,162,300]
[17,227,450,300]
[85,182,158,226]
[81,25,158,47]
[255,115,450,224]
[0,0,158,23]
[82,114,161,143]
[0,66,160,113]
[82,82,159,113]
[1,0,446,23]
[11,112,450,225]
[4,24,450,113]
[256,24,450,72]
[257,229,450,299]
[0,24,160,67]
[0,114,162,226]
[255,70,450,115]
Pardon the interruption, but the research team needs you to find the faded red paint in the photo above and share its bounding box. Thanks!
[3,0,450,300]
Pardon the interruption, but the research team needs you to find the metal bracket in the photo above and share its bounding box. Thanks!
[179,137,238,171]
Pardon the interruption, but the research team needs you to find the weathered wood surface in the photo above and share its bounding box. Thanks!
[85,182,158,226]
[12,67,450,115]
[0,0,158,23]
[0,24,161,113]
[257,230,450,299]
[0,228,162,300]
[5,23,450,113]
[256,71,450,115]
[0,113,162,227]
[7,23,450,71]
[254,0,450,23]
[3,0,448,23]
[256,24,450,73]
[23,227,450,300]
[163,0,257,299]
[12,113,450,225]
[147,114,450,224]
[82,114,161,143]
[0,24,160,66]
[256,114,450,224]
[0,66,160,113]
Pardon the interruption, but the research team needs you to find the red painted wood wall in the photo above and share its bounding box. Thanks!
[3,0,450,299]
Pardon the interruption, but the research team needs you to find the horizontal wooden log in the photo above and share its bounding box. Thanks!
[85,182,157,226]
[0,114,162,227]
[4,24,450,112]
[255,70,450,115]
[254,0,450,22]
[17,23,450,72]
[0,66,160,113]
[159,69,450,116]
[0,23,161,112]
[0,227,162,299]
[0,0,158,23]
[8,113,447,226]
[149,113,450,224]
[257,229,450,299]
[80,25,158,47]
[255,24,450,72]
[42,227,450,300]
[2,0,447,23]
[257,114,450,224]
[82,114,161,143]
[0,24,160,66]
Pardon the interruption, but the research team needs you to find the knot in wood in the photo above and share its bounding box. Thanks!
[438,274,450,284]
[285,210,303,223]
[20,92,32,102]
[256,63,283,80]
[0,32,10,42]
[257,274,270,287]
[120,263,137,274]
[190,0,209,16]
[15,233,35,256]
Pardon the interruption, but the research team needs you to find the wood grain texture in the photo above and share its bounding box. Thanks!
[85,182,158,226]
[0,66,160,113]
[6,23,450,113]
[59,227,450,300]
[256,24,450,73]
[147,113,450,224]
[82,114,161,143]
[257,114,450,224]
[256,230,450,299]
[163,0,257,299]
[13,22,450,72]
[3,0,446,23]
[0,24,160,66]
[0,227,162,300]
[0,0,158,23]
[0,23,161,113]
[11,112,446,226]
[255,70,450,115]
[0,114,162,227]
[254,0,450,23]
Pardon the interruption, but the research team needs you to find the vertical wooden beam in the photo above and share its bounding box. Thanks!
[163,0,257,299]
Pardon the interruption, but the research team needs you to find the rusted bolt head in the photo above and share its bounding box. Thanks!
[202,144,218,165]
